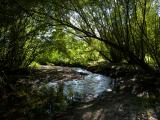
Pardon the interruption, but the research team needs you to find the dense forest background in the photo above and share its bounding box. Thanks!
[1,0,160,72]
[1,0,160,119]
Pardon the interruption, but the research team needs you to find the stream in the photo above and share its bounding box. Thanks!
[47,67,112,102]
[2,66,159,120]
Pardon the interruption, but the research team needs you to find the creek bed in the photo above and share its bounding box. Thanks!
[47,67,112,102]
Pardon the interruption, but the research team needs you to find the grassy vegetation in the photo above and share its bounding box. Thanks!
[1,0,160,119]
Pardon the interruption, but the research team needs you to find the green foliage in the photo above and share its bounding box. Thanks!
[1,0,160,71]
[29,61,41,69]
[33,0,160,71]
[34,30,103,66]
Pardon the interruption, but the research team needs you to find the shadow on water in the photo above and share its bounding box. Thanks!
[1,66,160,120]
[0,66,112,120]
[47,67,112,103]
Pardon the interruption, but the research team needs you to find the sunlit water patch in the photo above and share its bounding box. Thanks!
[47,68,112,102]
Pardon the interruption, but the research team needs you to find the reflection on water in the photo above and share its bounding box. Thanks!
[72,67,92,75]
[1,66,112,119]
[48,68,112,102]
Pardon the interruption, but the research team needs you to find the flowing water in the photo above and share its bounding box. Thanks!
[47,67,112,102]
[1,66,113,119]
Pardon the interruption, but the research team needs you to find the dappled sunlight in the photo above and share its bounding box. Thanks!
[1,0,160,119]
[1,65,160,120]
[57,91,159,120]
[0,65,111,119]
[90,108,106,120]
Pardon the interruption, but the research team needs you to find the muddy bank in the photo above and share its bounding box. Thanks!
[1,65,160,120]
[55,91,160,120]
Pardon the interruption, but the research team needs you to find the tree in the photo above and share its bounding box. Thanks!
[32,0,160,71]
[0,0,49,70]
[1,0,160,72]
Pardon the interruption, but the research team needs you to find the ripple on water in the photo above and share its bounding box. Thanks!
[47,68,112,102]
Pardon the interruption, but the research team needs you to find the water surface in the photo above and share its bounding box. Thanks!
[48,67,112,102]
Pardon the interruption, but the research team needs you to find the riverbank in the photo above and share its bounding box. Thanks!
[52,64,160,120]
[55,91,160,120]
[0,65,160,120]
